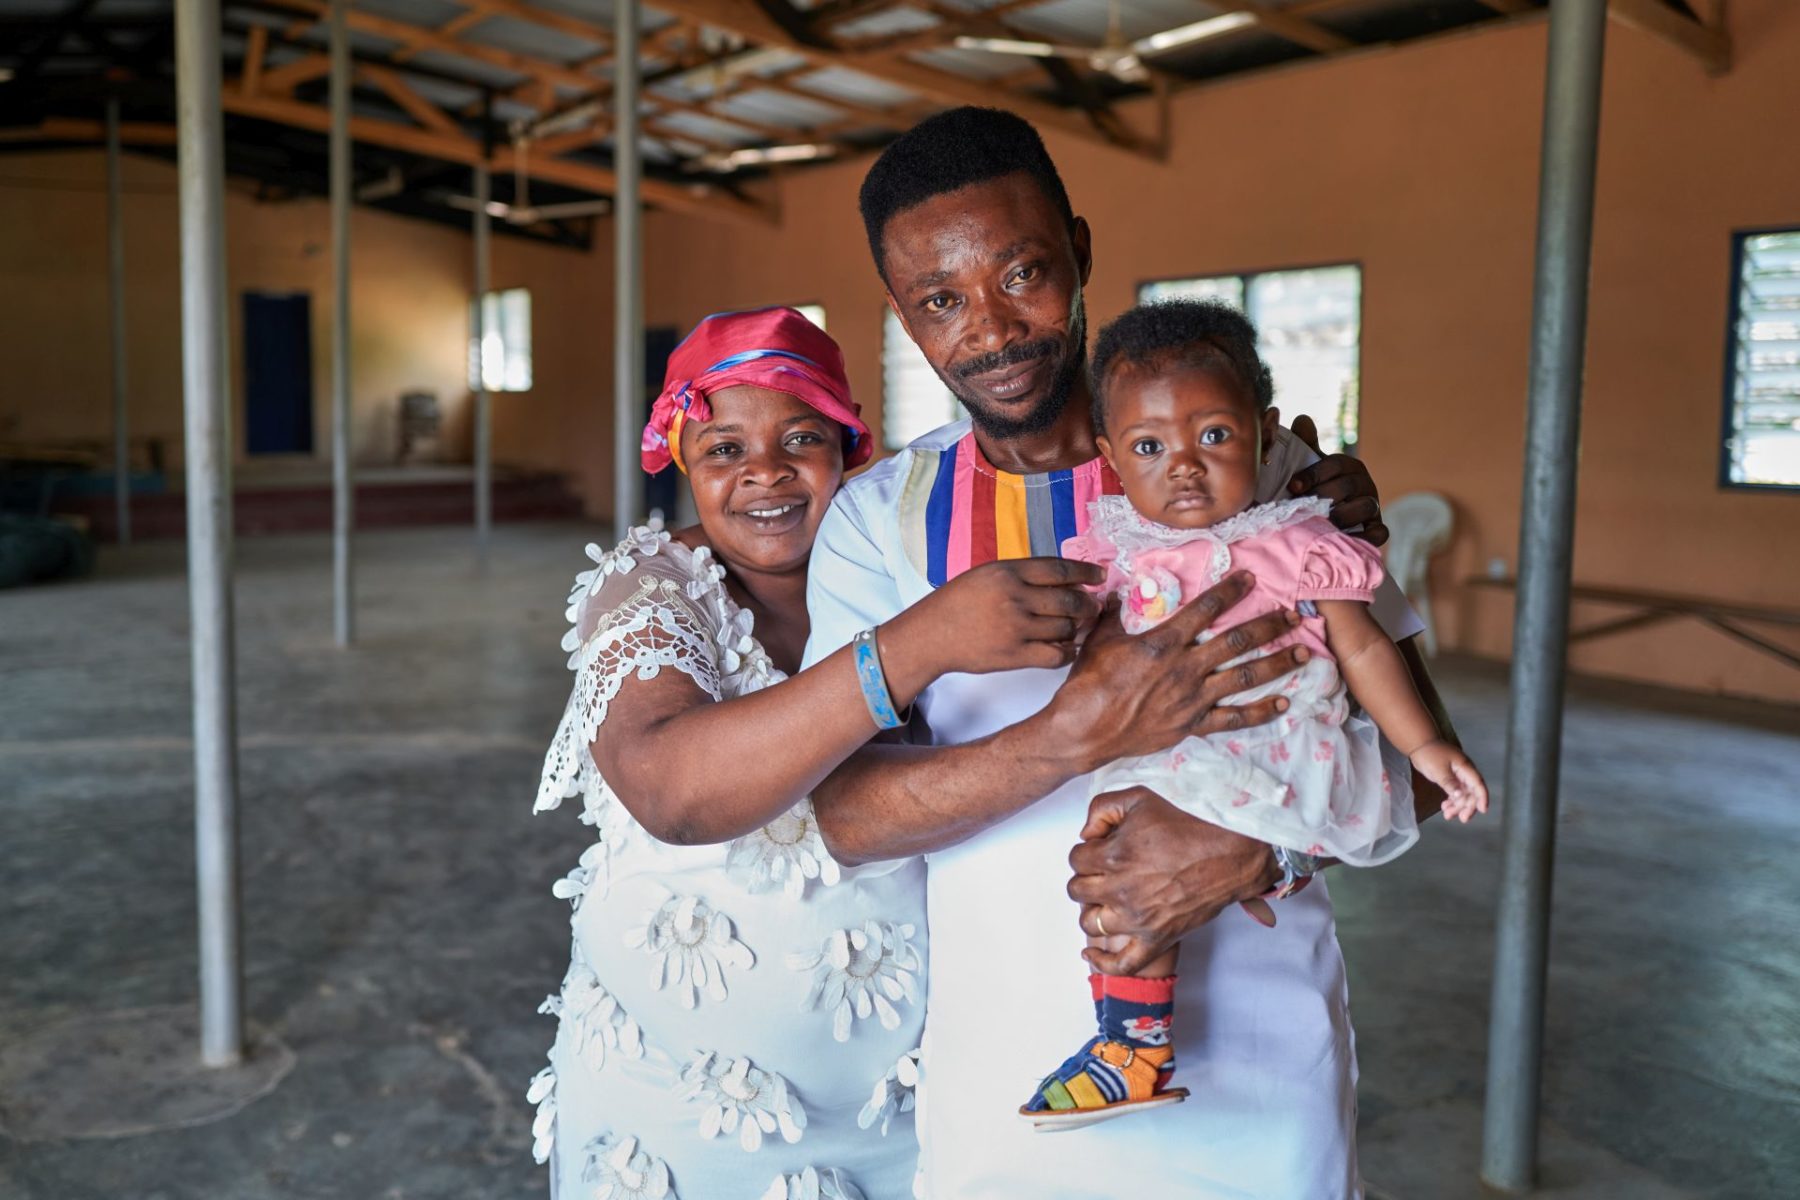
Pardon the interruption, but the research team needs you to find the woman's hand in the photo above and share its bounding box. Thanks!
[882,558,1104,689]
[1287,414,1387,547]
[1044,571,1310,774]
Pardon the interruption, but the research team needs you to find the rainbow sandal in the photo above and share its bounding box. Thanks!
[1018,1035,1188,1132]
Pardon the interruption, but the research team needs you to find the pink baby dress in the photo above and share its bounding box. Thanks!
[1062,495,1418,866]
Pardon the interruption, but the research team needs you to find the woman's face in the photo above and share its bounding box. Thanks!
[679,385,845,576]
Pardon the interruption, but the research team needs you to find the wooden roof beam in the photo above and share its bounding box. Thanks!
[253,0,594,90]
[841,0,1050,55]
[257,52,330,96]
[750,72,935,132]
[221,83,773,226]
[358,63,464,136]
[1608,0,1730,74]
[1205,1,1351,54]
[241,23,269,96]
[393,9,488,65]
[2,117,178,145]
[646,0,1158,158]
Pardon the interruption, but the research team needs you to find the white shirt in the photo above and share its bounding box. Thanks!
[804,421,1419,1198]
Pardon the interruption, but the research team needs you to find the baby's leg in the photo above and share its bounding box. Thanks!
[1018,935,1187,1128]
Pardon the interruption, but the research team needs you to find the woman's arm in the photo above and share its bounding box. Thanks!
[592,558,1100,847]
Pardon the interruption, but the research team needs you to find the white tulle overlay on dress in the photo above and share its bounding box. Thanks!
[530,527,925,1199]
[1080,497,1420,866]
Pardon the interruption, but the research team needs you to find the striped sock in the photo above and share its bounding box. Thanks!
[1098,974,1177,1084]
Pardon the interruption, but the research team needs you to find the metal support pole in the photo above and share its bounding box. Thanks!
[106,97,131,545]
[613,0,643,544]
[329,0,354,645]
[174,0,243,1068]
[473,158,492,562]
[1481,0,1608,1190]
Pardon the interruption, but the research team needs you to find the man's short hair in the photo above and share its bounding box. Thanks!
[1089,300,1275,432]
[858,106,1076,282]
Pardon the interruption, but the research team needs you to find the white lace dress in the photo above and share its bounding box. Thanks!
[529,528,926,1200]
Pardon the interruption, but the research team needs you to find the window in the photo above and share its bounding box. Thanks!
[1139,264,1362,453]
[469,287,531,392]
[792,303,827,331]
[1724,229,1800,488]
[882,307,964,450]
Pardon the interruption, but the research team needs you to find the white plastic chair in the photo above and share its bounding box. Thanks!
[1383,492,1454,657]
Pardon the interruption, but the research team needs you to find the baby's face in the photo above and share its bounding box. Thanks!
[1097,362,1278,530]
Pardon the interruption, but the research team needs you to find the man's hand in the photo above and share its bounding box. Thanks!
[1287,414,1387,547]
[1045,571,1310,773]
[1067,788,1280,975]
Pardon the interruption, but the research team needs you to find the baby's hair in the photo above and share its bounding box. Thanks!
[1089,299,1274,434]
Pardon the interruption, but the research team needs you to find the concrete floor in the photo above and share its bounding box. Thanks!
[1,523,1794,1199]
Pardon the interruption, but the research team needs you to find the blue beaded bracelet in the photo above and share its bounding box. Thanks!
[852,627,905,731]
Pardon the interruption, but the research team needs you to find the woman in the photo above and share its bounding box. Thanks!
[528,308,1100,1200]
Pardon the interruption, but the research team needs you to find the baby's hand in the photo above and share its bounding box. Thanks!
[1409,740,1489,823]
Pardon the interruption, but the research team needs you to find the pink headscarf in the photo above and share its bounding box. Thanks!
[640,307,874,475]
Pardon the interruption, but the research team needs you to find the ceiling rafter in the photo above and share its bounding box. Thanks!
[644,0,1160,157]
[838,0,1053,56]
[241,23,269,95]
[1204,0,1352,54]
[747,72,935,133]
[2,116,179,146]
[358,63,463,136]
[1608,0,1730,74]
[252,0,595,90]
[220,79,772,226]
[257,51,330,96]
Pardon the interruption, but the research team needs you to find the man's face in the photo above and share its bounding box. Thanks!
[880,173,1092,441]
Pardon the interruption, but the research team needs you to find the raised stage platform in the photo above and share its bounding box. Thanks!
[51,463,585,542]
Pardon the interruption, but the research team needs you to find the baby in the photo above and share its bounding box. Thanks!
[1020,299,1487,1130]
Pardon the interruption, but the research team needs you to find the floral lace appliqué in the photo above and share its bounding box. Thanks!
[761,1166,865,1200]
[624,892,755,1009]
[538,955,642,1073]
[857,1048,920,1135]
[526,1061,558,1165]
[788,921,922,1043]
[583,1132,677,1199]
[726,802,842,898]
[676,1051,807,1151]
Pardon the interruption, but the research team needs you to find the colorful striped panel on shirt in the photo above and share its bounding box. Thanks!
[896,431,1123,587]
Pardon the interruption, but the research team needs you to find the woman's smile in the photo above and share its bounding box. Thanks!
[734,497,810,537]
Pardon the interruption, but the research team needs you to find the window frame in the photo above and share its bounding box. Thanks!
[469,286,532,394]
[1718,225,1800,493]
[1135,259,1366,457]
[880,304,964,452]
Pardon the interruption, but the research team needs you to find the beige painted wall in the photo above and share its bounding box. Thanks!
[636,3,1800,703]
[0,150,614,492]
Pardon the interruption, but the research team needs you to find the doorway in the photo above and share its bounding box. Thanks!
[242,292,315,455]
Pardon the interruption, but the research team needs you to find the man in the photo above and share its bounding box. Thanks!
[803,108,1450,1196]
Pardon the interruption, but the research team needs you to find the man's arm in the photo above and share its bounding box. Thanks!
[814,576,1313,865]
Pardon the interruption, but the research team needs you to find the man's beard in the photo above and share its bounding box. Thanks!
[941,294,1087,442]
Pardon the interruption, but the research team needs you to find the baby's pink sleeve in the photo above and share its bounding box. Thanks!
[1296,526,1386,604]
[1061,528,1130,595]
